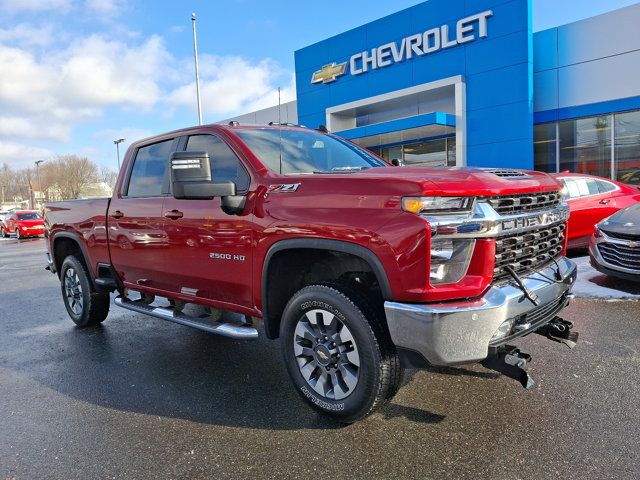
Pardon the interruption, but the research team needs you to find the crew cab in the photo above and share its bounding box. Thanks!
[44,123,578,422]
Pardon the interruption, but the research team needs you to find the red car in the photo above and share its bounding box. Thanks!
[553,173,640,249]
[0,210,45,239]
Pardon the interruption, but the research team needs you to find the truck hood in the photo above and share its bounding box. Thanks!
[600,202,640,235]
[349,166,562,196]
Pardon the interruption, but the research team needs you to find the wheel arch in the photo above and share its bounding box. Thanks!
[261,238,392,339]
[52,232,95,282]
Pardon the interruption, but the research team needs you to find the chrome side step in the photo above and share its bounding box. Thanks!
[114,296,259,340]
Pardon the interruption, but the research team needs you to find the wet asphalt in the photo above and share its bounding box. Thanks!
[0,238,639,480]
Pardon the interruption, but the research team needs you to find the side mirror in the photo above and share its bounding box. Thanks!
[170,151,236,199]
[391,158,405,167]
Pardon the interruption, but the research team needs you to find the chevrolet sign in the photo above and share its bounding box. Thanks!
[311,10,493,84]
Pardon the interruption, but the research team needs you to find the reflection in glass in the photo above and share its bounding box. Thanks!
[534,123,557,172]
[559,115,611,178]
[615,110,640,185]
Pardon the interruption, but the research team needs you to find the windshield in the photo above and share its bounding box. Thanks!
[235,128,386,174]
[17,213,41,220]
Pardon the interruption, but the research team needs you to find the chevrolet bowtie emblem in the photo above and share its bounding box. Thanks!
[626,241,639,248]
[311,62,347,84]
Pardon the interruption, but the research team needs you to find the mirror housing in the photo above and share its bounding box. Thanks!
[170,151,236,199]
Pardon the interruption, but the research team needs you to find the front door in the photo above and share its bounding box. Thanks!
[161,133,254,309]
[108,138,176,290]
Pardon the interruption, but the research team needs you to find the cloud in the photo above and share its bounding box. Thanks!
[0,141,54,168]
[0,23,57,48]
[167,55,294,119]
[0,0,72,15]
[0,22,295,164]
[85,0,126,18]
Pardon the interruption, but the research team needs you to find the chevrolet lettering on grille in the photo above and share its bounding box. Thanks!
[502,211,565,232]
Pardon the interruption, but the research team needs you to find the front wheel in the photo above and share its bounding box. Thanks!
[0,227,7,238]
[15,228,21,239]
[280,283,403,423]
[60,255,110,327]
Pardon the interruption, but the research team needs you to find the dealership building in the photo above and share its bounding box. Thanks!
[227,0,640,183]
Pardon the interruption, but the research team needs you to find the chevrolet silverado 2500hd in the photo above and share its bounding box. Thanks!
[44,123,578,422]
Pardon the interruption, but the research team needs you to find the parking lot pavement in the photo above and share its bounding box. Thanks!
[1,238,639,480]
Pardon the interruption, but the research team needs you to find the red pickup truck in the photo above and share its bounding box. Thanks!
[44,123,578,422]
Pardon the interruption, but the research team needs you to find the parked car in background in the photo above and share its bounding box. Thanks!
[0,211,45,239]
[590,203,640,281]
[553,173,640,249]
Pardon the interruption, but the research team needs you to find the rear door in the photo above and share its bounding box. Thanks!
[563,177,618,245]
[161,133,254,309]
[107,138,177,290]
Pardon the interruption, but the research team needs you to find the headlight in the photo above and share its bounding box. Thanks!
[430,238,475,284]
[21,226,27,231]
[402,196,474,215]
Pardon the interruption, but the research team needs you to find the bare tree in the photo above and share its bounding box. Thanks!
[50,155,98,200]
[99,165,119,189]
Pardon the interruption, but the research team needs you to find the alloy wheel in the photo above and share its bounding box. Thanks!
[293,309,360,400]
[64,267,84,315]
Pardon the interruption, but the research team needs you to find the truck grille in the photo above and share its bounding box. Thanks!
[485,191,562,215]
[600,230,640,241]
[494,222,566,283]
[597,242,640,271]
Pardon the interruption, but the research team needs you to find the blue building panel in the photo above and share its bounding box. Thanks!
[295,0,533,168]
[338,112,456,140]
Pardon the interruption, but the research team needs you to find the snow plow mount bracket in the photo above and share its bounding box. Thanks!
[482,345,535,390]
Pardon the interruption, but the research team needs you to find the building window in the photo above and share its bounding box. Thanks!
[559,115,611,178]
[614,110,640,184]
[534,123,557,172]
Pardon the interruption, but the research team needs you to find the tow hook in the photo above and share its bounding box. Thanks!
[482,345,535,390]
[535,316,579,349]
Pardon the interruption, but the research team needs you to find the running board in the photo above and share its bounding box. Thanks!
[114,296,259,340]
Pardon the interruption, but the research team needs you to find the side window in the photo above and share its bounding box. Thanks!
[596,180,617,194]
[563,179,581,199]
[126,139,174,197]
[563,178,602,198]
[186,135,250,192]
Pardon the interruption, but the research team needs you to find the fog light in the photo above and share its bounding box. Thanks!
[491,318,515,342]
[430,239,475,284]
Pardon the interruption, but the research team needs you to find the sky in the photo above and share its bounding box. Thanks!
[1,0,638,171]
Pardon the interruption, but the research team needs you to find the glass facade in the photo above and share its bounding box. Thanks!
[374,137,456,167]
[534,109,640,184]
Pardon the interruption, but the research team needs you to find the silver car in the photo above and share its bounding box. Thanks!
[590,202,640,281]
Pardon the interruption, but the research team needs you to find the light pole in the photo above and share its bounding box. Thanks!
[191,12,203,125]
[35,160,44,205]
[114,138,125,170]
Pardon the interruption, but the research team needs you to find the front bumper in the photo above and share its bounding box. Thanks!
[589,233,640,282]
[384,257,577,366]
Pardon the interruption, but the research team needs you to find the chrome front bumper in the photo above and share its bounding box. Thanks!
[384,257,577,366]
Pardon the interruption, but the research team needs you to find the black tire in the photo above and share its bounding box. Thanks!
[280,283,403,423]
[60,255,110,327]
[0,227,7,238]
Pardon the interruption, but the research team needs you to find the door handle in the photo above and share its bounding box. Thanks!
[164,210,184,220]
[599,199,611,205]
[110,210,124,219]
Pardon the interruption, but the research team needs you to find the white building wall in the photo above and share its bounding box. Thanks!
[534,3,640,112]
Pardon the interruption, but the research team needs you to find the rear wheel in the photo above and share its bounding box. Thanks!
[60,255,110,327]
[280,283,403,423]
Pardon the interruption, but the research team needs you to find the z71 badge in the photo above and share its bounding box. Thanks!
[267,183,300,193]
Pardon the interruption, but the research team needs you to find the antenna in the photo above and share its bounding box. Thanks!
[278,87,283,174]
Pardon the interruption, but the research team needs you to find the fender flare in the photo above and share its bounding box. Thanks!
[261,238,393,338]
[51,231,95,281]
